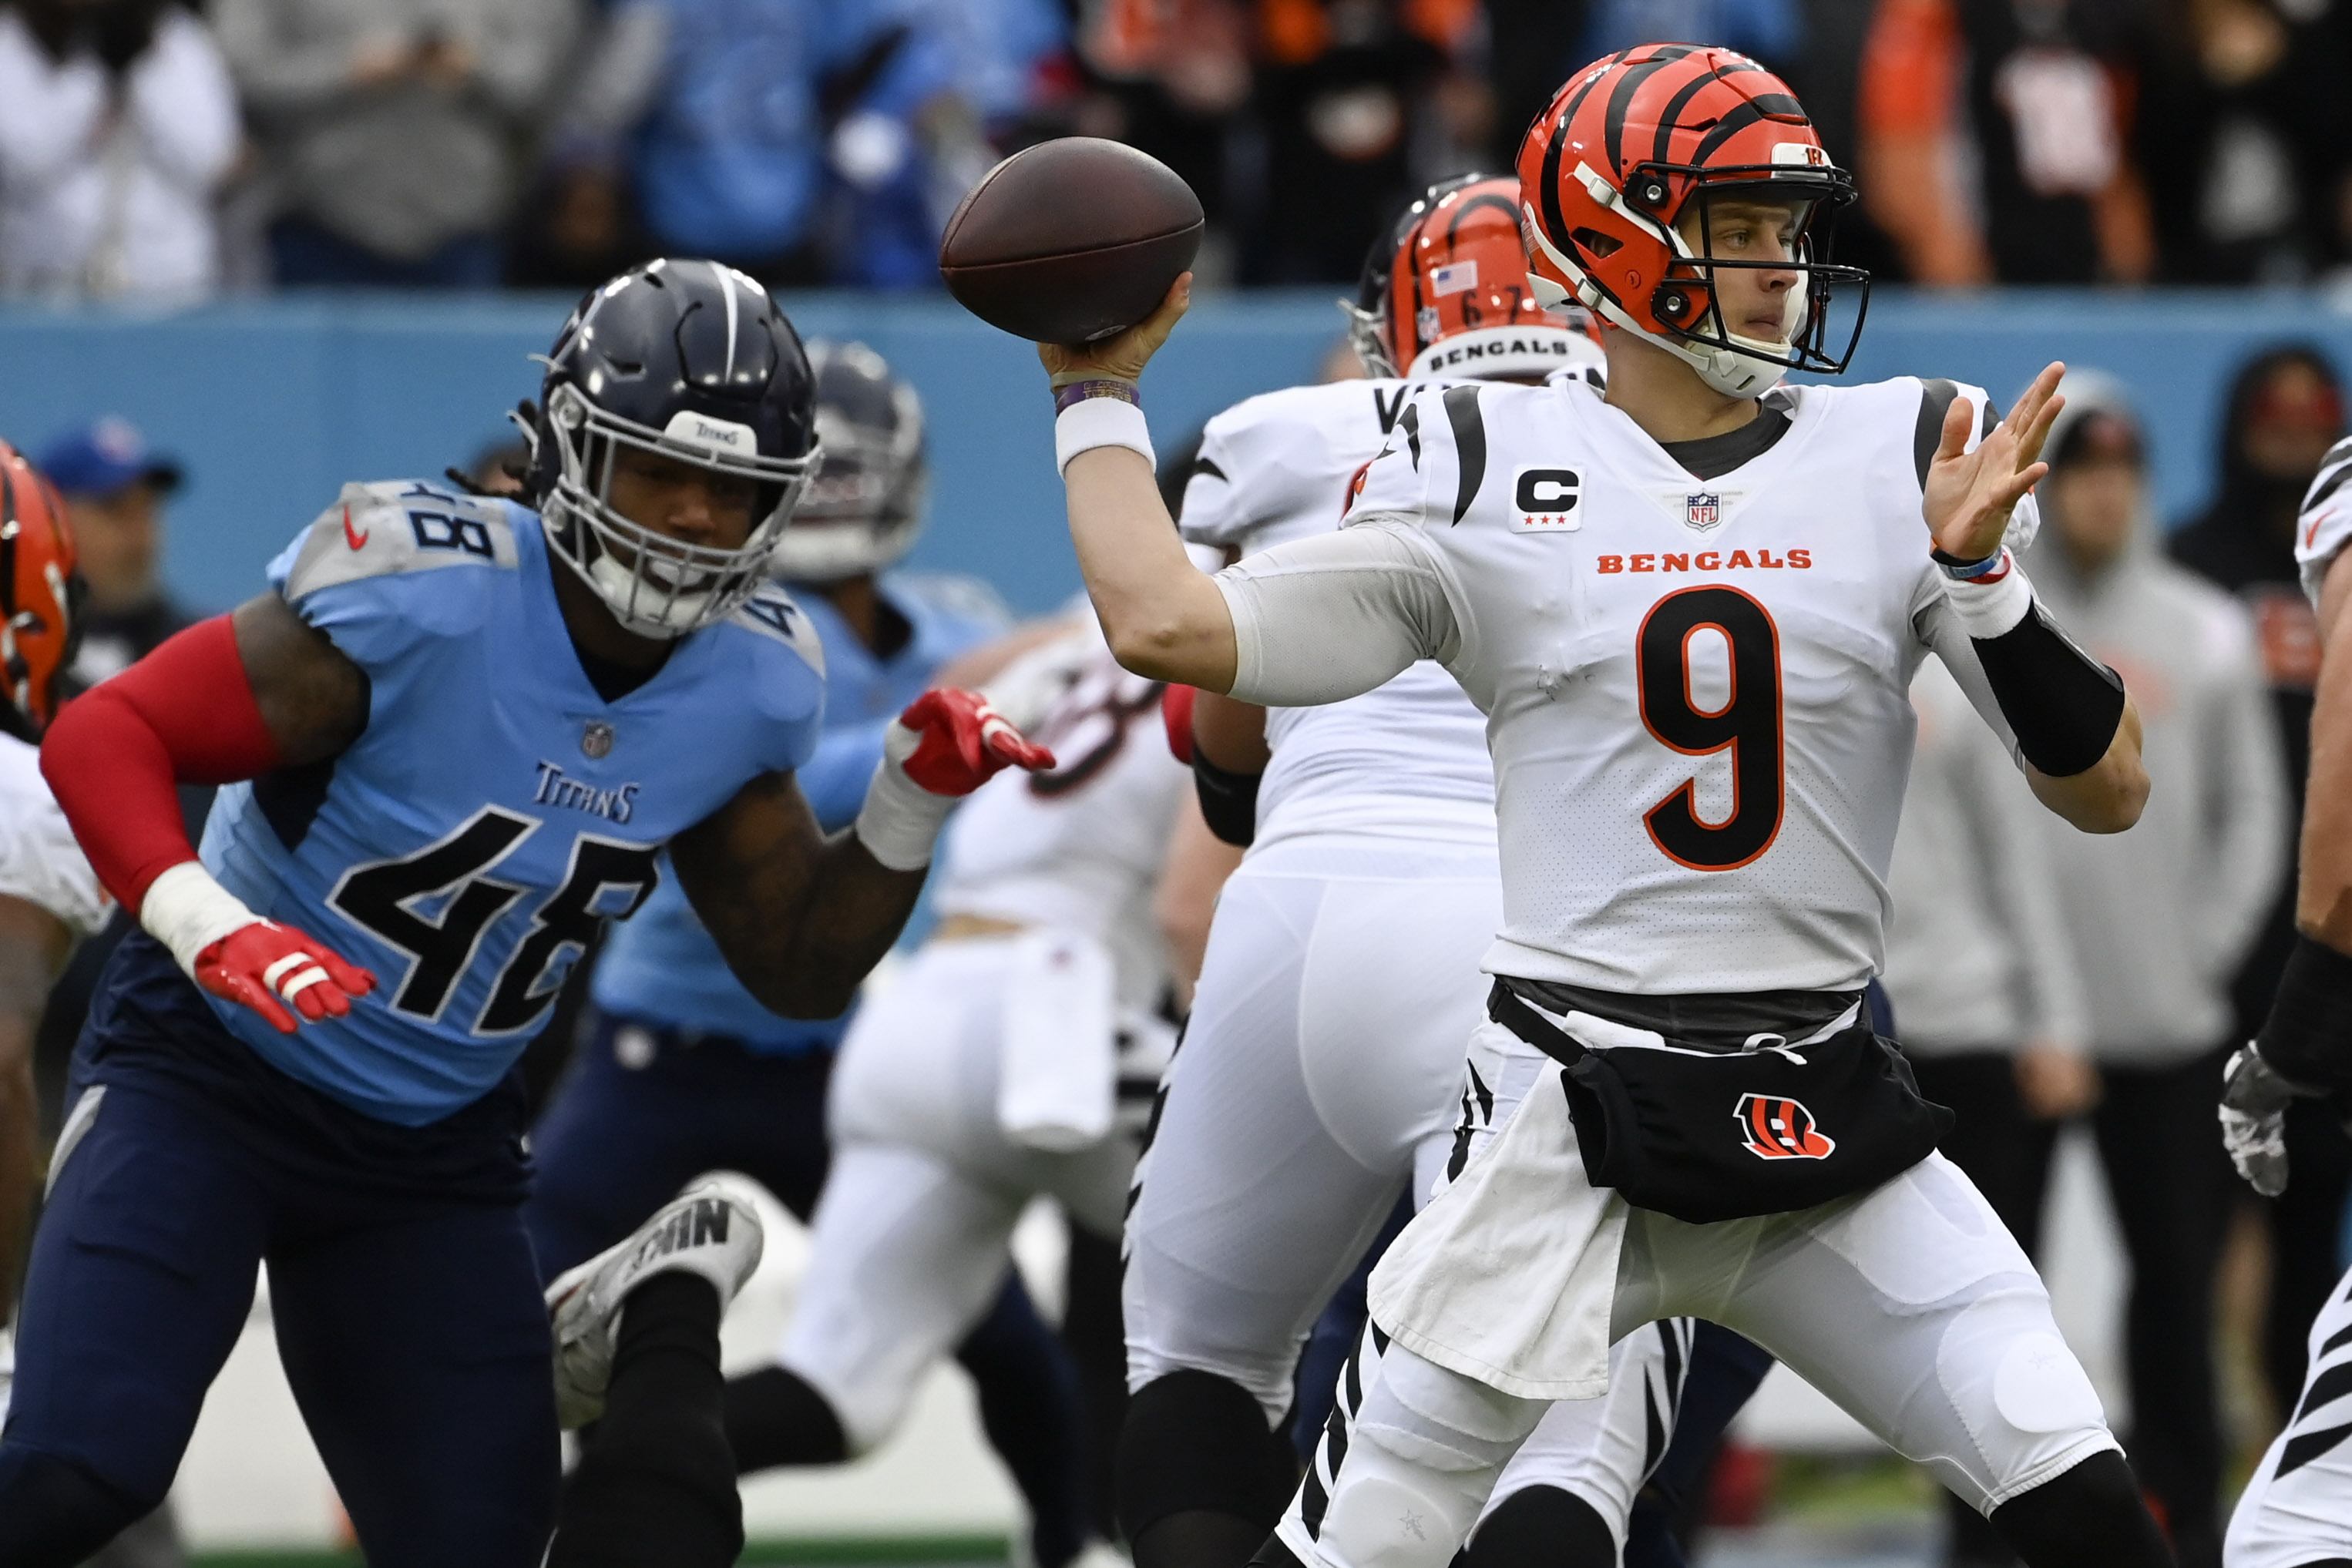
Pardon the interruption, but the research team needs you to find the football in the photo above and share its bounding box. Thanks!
[939,138,1205,345]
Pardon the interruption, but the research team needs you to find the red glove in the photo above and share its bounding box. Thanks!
[193,920,377,1035]
[894,688,1055,796]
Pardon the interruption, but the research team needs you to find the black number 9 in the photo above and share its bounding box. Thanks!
[1635,586,1784,871]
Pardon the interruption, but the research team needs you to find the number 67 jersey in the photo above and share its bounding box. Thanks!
[1230,374,2031,998]
[197,481,825,1126]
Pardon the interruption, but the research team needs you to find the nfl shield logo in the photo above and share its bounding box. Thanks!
[582,720,616,759]
[1683,492,1723,532]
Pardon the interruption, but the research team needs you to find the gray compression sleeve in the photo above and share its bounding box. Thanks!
[1211,524,1458,705]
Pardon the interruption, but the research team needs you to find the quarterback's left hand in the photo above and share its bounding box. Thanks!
[1924,361,2066,563]
[2220,1043,2301,1197]
[891,688,1055,796]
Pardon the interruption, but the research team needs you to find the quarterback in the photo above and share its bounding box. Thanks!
[1124,173,1689,1568]
[5,260,1046,1566]
[1045,45,2162,1568]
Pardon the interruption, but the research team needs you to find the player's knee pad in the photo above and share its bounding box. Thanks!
[0,1443,155,1568]
[724,1366,849,1472]
[1354,1345,1547,1474]
[1988,1449,2171,1568]
[1305,1352,1547,1568]
[1119,1371,1298,1541]
[1923,1288,2113,1512]
[1462,1485,1616,1568]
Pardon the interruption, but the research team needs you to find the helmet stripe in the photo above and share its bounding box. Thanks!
[1689,96,1810,166]
[1648,65,1725,170]
[1443,190,1524,248]
[1540,59,1620,249]
[1603,54,1679,176]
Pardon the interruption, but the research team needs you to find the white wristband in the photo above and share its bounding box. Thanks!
[1055,397,1155,475]
[852,724,959,872]
[139,861,260,978]
[1943,553,2034,639]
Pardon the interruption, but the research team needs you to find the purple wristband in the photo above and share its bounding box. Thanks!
[1053,379,1141,415]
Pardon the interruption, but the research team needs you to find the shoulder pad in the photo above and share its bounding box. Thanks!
[281,481,519,602]
[882,571,1015,633]
[728,583,828,678]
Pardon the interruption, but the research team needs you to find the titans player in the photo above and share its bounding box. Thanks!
[6,261,1047,1567]
[526,339,1094,1568]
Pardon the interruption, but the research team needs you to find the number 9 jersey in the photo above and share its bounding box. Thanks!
[1219,374,2032,997]
[197,480,825,1126]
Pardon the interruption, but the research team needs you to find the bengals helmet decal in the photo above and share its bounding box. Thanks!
[0,438,79,737]
[1735,1093,1836,1160]
[1346,173,1603,384]
[1516,44,1870,397]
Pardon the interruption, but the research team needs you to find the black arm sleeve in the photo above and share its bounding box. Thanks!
[2256,935,2352,1092]
[1191,749,1261,848]
[1971,602,2128,777]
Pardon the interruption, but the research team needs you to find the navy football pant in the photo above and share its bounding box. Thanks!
[528,1009,1092,1560]
[0,936,556,1568]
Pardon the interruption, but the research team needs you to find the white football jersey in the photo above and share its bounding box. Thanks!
[934,630,1188,1009]
[1219,374,2022,996]
[0,734,107,936]
[1182,381,1497,847]
[2296,436,2352,606]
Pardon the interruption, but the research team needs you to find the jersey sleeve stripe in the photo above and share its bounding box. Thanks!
[1914,379,1960,487]
[1443,384,1488,525]
[2305,458,2352,515]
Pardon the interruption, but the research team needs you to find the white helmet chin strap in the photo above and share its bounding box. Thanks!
[1523,190,1805,400]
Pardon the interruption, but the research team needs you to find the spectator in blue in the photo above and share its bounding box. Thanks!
[524,342,1097,1568]
[526,0,1070,289]
[546,0,953,286]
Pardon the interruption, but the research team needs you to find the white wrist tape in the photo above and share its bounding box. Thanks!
[1943,552,2034,639]
[852,724,959,872]
[139,861,260,977]
[1055,398,1154,475]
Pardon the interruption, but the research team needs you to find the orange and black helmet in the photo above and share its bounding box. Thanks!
[0,439,81,737]
[1348,173,1602,384]
[1517,45,1868,396]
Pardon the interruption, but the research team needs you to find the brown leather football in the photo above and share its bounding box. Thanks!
[939,138,1205,345]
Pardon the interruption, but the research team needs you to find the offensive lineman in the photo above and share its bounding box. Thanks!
[724,625,1187,1496]
[6,260,1049,1566]
[1040,45,2165,1568]
[1124,174,1690,1568]
[2217,430,2352,1568]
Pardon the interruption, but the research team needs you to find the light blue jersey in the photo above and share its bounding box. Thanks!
[590,572,1008,1049]
[199,480,826,1126]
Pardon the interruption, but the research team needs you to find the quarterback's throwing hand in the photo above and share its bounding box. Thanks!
[1924,361,2068,563]
[1038,274,1192,389]
[196,920,377,1035]
[893,688,1055,796]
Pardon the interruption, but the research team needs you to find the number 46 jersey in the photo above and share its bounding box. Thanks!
[199,481,825,1126]
[1216,374,2031,999]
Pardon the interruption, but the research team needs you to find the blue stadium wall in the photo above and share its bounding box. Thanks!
[2,288,2348,616]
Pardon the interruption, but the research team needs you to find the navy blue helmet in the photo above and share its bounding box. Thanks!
[771,341,928,583]
[532,258,821,636]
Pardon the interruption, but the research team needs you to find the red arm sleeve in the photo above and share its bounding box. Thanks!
[41,615,284,913]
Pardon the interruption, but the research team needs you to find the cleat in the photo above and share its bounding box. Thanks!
[545,1179,763,1429]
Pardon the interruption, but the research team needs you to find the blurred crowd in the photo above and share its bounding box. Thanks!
[4,0,2352,300]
